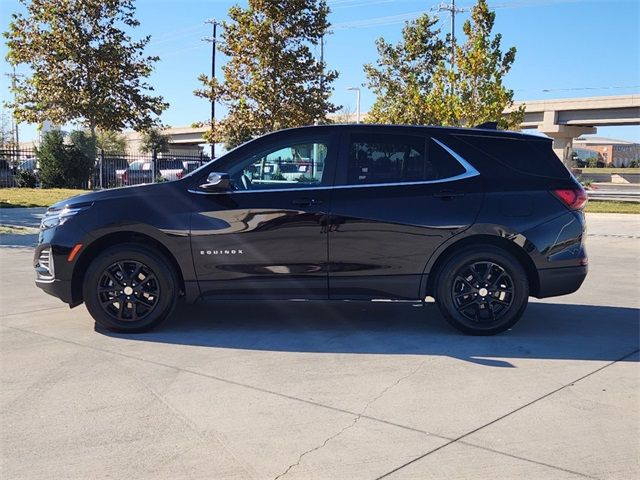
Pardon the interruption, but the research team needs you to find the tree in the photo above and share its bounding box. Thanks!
[364,14,446,125]
[69,130,96,161]
[140,128,169,154]
[4,0,168,149]
[428,0,524,129]
[96,129,127,154]
[194,0,339,149]
[365,1,523,129]
[37,130,94,188]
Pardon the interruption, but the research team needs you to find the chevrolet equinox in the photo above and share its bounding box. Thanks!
[34,124,588,335]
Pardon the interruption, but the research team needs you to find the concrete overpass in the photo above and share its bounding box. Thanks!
[505,94,640,164]
[138,95,640,162]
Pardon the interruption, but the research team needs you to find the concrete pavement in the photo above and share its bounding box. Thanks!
[1,213,638,479]
[0,207,45,247]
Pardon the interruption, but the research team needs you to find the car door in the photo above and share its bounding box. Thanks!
[327,128,485,300]
[189,133,337,299]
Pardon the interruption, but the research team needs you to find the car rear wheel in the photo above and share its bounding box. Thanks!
[435,246,529,335]
[83,244,178,332]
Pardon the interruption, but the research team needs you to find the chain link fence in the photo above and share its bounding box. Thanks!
[0,147,210,189]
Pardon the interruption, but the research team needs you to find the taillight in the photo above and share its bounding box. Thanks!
[177,170,184,179]
[122,170,128,184]
[552,187,588,210]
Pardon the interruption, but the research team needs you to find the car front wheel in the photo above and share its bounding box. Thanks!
[83,244,178,332]
[435,246,529,335]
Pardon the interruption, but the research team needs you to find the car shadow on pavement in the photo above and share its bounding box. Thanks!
[99,300,640,367]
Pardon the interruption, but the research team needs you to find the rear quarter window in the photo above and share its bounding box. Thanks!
[454,135,570,179]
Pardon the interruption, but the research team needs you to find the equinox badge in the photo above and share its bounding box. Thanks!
[200,249,244,255]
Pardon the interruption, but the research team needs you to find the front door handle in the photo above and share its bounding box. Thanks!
[292,198,323,207]
[433,190,465,199]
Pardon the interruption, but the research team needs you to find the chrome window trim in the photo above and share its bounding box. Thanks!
[188,139,479,195]
[431,138,480,178]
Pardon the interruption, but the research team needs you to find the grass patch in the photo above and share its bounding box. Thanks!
[0,225,40,235]
[586,200,640,214]
[0,188,91,208]
[579,168,640,174]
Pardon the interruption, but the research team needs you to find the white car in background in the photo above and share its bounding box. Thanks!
[158,158,186,181]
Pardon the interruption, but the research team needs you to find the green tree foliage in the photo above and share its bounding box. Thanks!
[69,130,96,160]
[366,1,523,129]
[364,14,446,125]
[140,128,169,154]
[4,0,167,144]
[37,130,94,188]
[96,129,127,154]
[194,0,339,149]
[428,0,524,129]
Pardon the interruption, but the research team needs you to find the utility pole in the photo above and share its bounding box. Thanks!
[203,19,219,158]
[433,0,466,69]
[316,31,325,125]
[5,67,24,150]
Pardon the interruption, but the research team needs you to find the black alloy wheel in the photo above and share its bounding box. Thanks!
[83,244,178,332]
[97,260,160,322]
[435,246,529,335]
[452,261,514,324]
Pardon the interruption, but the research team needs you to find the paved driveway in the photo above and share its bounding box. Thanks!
[1,213,638,479]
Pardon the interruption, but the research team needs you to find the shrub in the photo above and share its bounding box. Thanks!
[14,169,38,188]
[38,130,94,188]
[586,156,605,168]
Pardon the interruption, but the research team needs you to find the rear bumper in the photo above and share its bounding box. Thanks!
[535,265,588,298]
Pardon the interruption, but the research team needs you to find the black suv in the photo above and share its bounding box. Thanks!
[34,125,588,335]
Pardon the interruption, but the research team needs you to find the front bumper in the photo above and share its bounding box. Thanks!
[36,277,75,305]
[536,265,588,298]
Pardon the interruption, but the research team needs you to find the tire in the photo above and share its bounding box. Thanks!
[435,245,529,335]
[83,244,178,332]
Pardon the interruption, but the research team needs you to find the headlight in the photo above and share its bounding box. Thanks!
[40,203,92,230]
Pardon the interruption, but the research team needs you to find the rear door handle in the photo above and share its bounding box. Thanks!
[292,198,323,206]
[433,190,465,199]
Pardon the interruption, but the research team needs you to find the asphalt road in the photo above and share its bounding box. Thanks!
[1,213,638,479]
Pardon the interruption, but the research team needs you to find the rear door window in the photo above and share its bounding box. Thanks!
[348,134,431,185]
[346,133,468,185]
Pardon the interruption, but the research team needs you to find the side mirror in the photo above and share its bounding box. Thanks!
[200,172,232,191]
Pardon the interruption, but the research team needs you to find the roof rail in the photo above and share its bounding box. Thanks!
[475,121,498,130]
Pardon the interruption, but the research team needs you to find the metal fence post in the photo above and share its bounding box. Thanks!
[98,148,104,189]
[152,148,157,183]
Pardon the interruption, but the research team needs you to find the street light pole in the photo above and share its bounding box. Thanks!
[347,87,361,123]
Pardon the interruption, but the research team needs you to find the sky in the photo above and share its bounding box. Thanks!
[1,0,639,144]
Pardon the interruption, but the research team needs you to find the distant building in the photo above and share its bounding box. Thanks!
[573,136,640,167]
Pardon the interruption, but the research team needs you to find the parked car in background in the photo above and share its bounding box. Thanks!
[122,160,153,185]
[97,158,127,188]
[182,160,202,174]
[17,157,38,172]
[158,158,186,181]
[0,159,15,187]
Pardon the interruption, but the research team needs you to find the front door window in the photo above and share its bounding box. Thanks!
[229,141,328,190]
